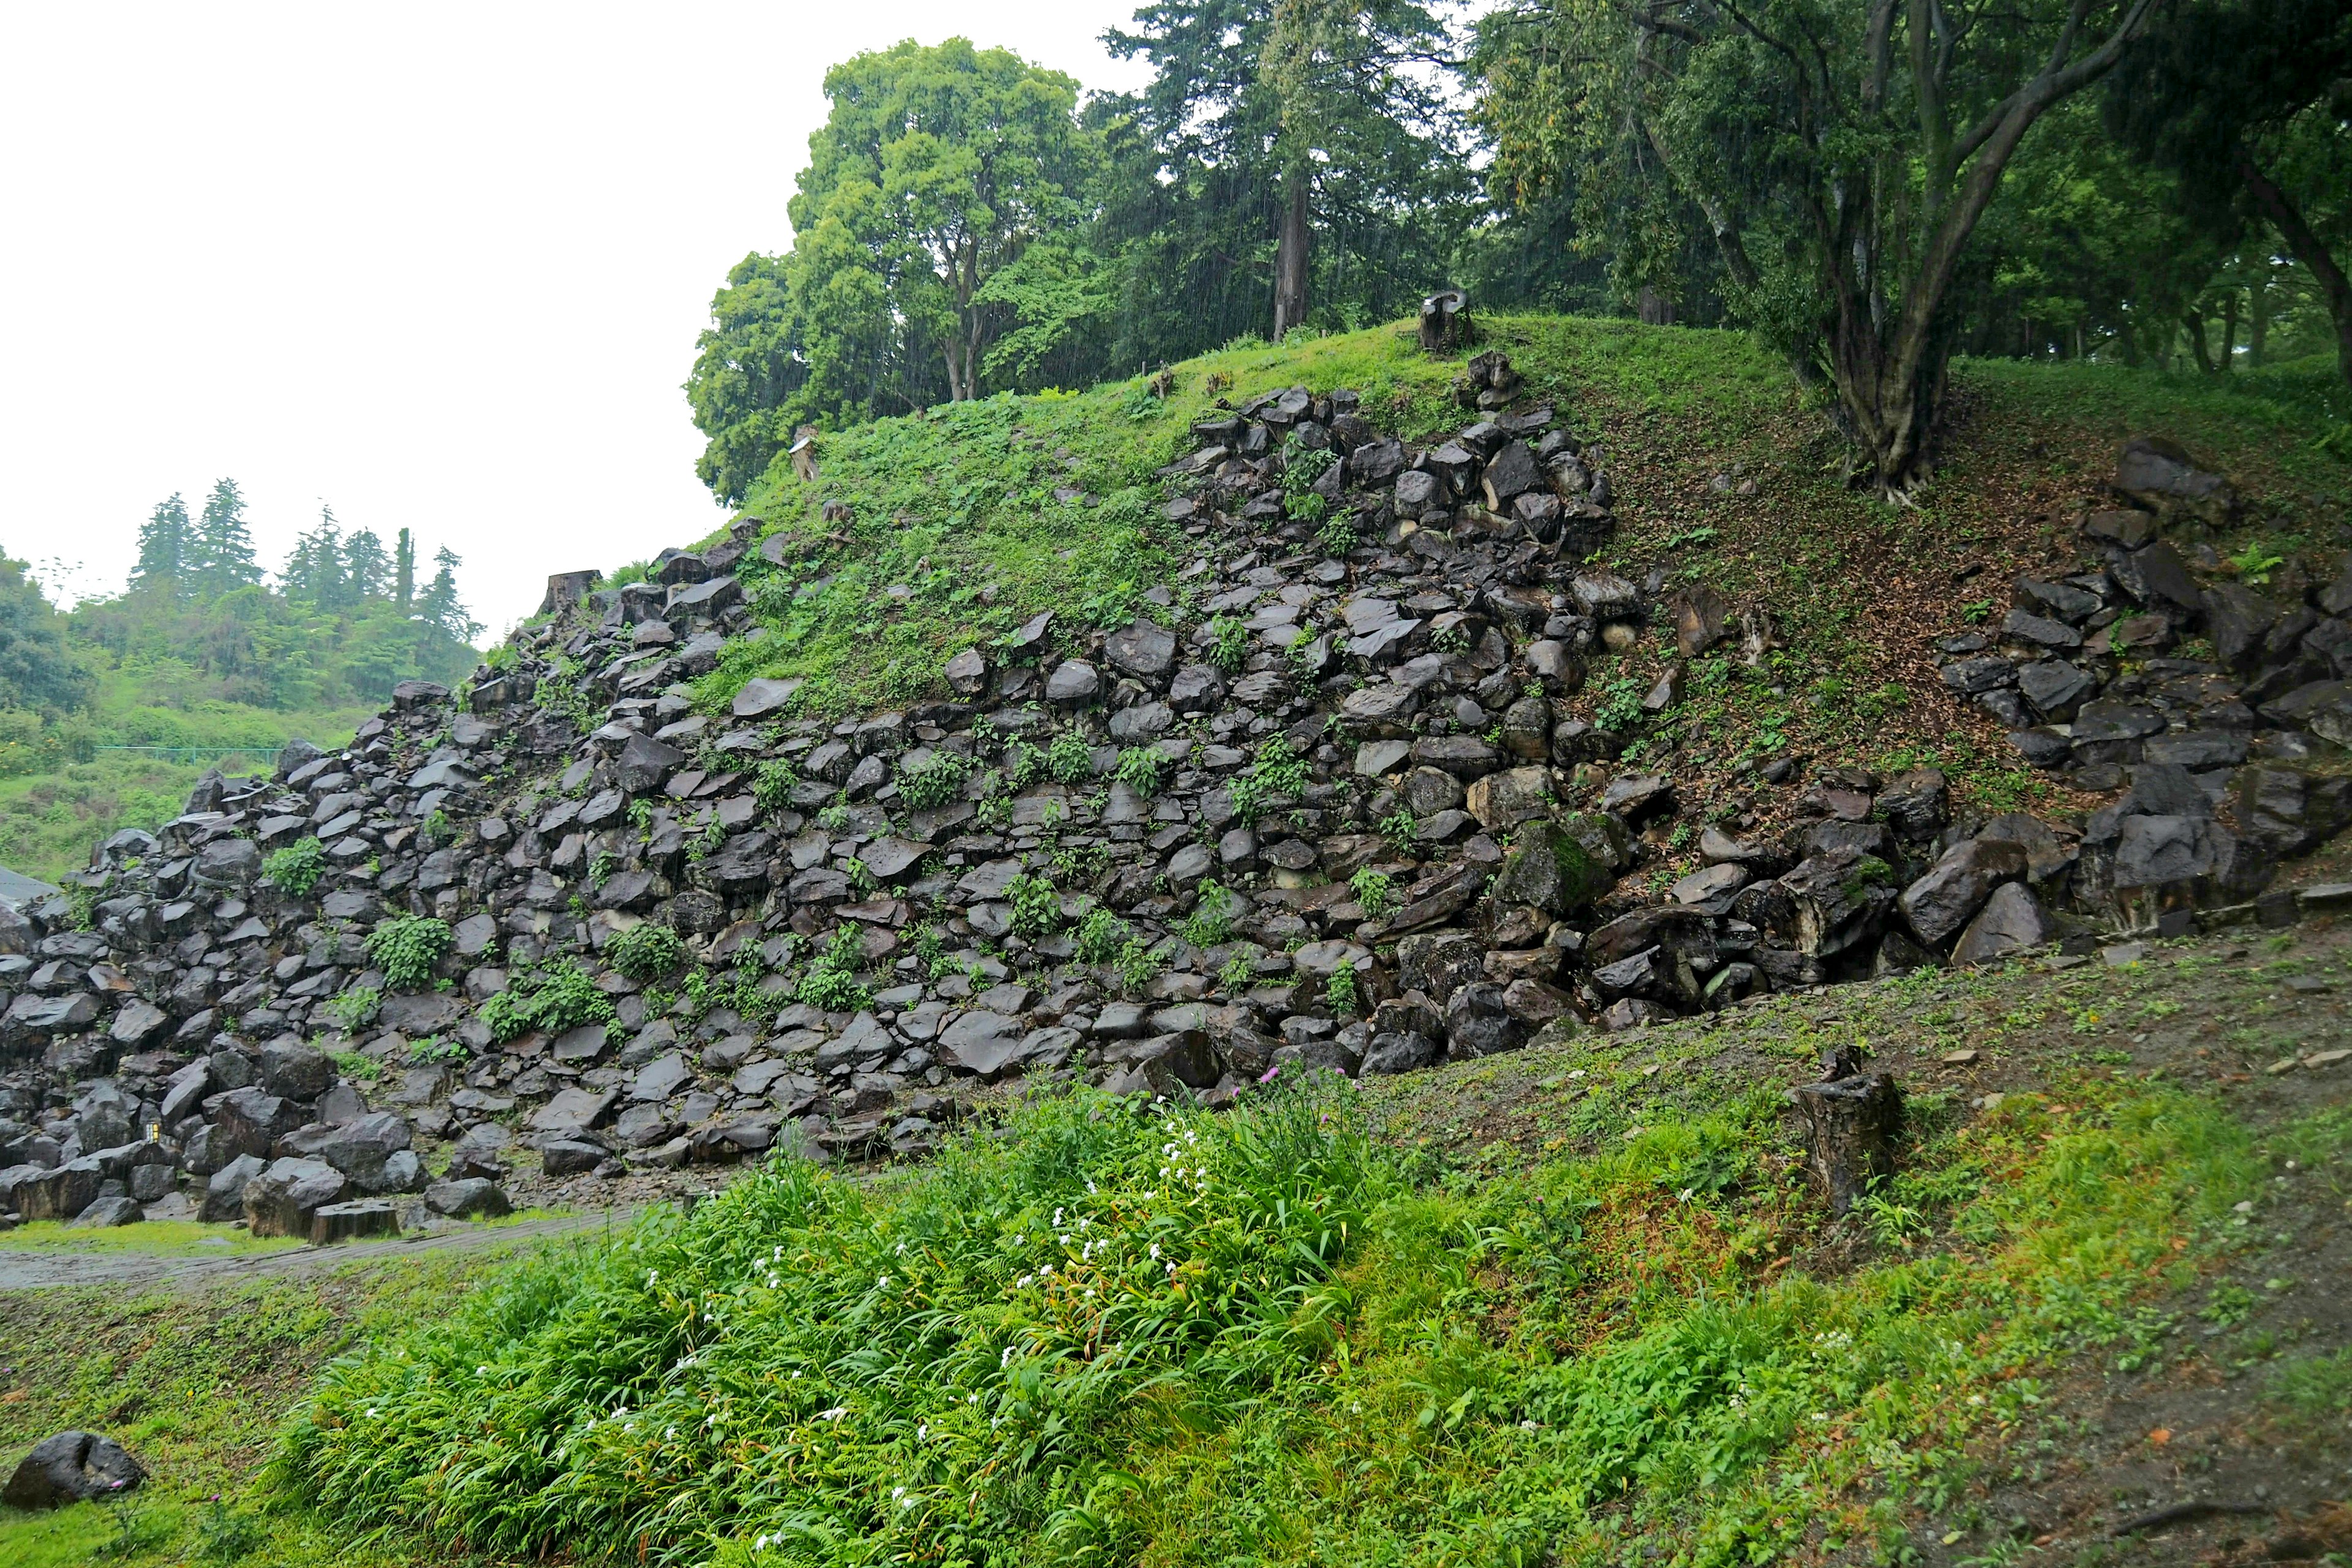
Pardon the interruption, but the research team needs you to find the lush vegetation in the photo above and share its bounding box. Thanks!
[273,1052,2301,1567]
[0,483,482,878]
[685,1,2351,502]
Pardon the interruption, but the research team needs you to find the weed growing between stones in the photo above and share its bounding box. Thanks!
[261,836,326,897]
[364,916,452,992]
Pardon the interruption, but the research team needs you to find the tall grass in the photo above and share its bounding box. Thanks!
[275,1076,2271,1567]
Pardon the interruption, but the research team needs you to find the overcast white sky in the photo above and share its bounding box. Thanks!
[0,2,1152,635]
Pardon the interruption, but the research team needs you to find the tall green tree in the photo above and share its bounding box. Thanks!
[281,505,350,609]
[0,553,91,716]
[395,527,416,609]
[342,529,391,601]
[1478,0,2158,494]
[2106,0,2352,385]
[188,478,262,597]
[684,254,807,507]
[1103,0,1471,352]
[795,39,1098,406]
[415,545,480,644]
[130,493,192,597]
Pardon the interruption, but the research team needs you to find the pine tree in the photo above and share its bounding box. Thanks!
[416,545,480,644]
[280,505,349,608]
[342,530,391,601]
[187,478,262,599]
[130,494,192,597]
[395,527,415,609]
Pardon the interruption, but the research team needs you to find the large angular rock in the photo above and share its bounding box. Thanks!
[1395,932,1486,1005]
[214,1086,307,1159]
[939,1011,1025,1079]
[2235,764,2352,855]
[12,1158,104,1223]
[201,1154,265,1222]
[2114,435,2235,526]
[1779,846,1896,957]
[1950,882,2055,966]
[531,1086,618,1136]
[1899,838,2028,948]
[260,1038,336,1101]
[1464,767,1552,831]
[1487,818,1617,915]
[3,1431,146,1508]
[1444,982,1526,1058]
[192,837,262,888]
[617,733,685,794]
[1104,619,1177,679]
[731,677,803,720]
[243,1156,350,1238]
[281,1112,415,1193]
[426,1178,512,1219]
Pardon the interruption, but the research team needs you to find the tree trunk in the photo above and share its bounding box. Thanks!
[2252,270,2271,366]
[2238,151,2352,388]
[1272,165,1311,341]
[2219,287,2240,373]
[2185,306,2216,374]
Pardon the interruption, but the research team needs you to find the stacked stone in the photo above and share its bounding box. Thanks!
[4,392,2350,1231]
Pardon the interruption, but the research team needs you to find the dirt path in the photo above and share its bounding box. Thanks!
[0,1206,640,1292]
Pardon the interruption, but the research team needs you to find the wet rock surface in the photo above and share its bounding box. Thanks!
[2,399,2348,1228]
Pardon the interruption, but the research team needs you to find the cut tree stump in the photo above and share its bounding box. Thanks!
[1793,1073,1902,1215]
[1420,288,1469,353]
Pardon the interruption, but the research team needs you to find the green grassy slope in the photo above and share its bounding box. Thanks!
[699,317,2350,841]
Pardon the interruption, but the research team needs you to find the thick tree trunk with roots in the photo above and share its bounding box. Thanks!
[2239,152,2352,389]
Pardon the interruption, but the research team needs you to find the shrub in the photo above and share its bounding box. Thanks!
[479,957,614,1044]
[1317,513,1357,556]
[1113,746,1163,797]
[366,916,453,992]
[1227,736,1310,827]
[1325,959,1360,1017]
[897,748,971,811]
[608,922,685,984]
[1115,933,1166,995]
[753,759,798,812]
[794,923,870,1011]
[326,987,382,1034]
[1180,880,1235,948]
[1378,808,1419,857]
[263,837,327,897]
[1005,873,1062,940]
[1349,867,1396,918]
[1074,906,1130,964]
[1207,616,1250,673]
[1218,951,1256,991]
[1047,731,1096,785]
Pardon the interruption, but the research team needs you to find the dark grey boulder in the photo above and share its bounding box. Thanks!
[243,1156,350,1238]
[424,1177,511,1219]
[1900,839,2029,946]
[2234,765,2352,855]
[1104,619,1177,679]
[259,1038,336,1101]
[617,733,685,794]
[1444,982,1526,1058]
[3,1431,145,1508]
[1950,883,2056,966]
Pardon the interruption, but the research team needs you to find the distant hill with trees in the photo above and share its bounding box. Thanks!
[0,479,482,878]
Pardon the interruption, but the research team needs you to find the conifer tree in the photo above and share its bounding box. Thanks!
[129,494,191,597]
[342,530,391,601]
[416,545,480,643]
[395,527,415,609]
[187,478,262,598]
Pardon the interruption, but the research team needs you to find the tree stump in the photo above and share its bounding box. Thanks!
[1419,288,1469,353]
[1793,1072,1902,1215]
[789,424,820,483]
[538,569,601,617]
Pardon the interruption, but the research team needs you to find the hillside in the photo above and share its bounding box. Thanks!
[2,315,2350,1566]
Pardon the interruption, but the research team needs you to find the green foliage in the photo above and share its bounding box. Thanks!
[192,1499,268,1565]
[1179,879,1235,949]
[1315,511,1358,556]
[2228,540,2288,584]
[753,758,799,813]
[277,1084,1398,1564]
[1112,745,1163,797]
[896,748,971,811]
[420,807,453,845]
[1217,951,1257,992]
[326,1050,382,1084]
[263,837,327,897]
[1226,735,1310,827]
[1005,872,1063,940]
[478,958,614,1045]
[607,923,686,984]
[1281,440,1339,515]
[364,916,452,992]
[1074,906,1131,965]
[1325,959,1360,1017]
[1349,867,1396,918]
[1206,616,1250,674]
[326,988,382,1035]
[794,922,872,1012]
[1047,731,1095,786]
[1592,672,1647,734]
[1115,932,1167,995]
[1378,808,1419,858]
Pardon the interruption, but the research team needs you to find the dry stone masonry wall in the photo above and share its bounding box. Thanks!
[4,371,2350,1238]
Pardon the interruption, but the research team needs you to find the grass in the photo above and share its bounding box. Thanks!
[642,312,2346,862]
[0,1220,303,1257]
[268,1053,2278,1568]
